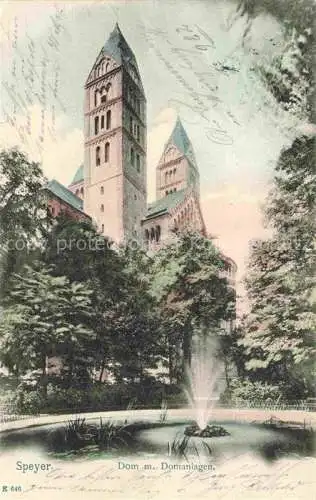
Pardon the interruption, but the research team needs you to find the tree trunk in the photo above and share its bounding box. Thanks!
[224,355,230,390]
[40,354,47,398]
[98,357,106,382]
[182,323,192,375]
[168,335,174,385]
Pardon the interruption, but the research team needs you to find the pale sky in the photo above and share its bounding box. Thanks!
[0,0,306,311]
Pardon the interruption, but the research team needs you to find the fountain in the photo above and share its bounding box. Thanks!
[1,334,313,462]
[183,336,230,438]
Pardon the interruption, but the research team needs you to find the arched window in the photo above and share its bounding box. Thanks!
[173,168,176,177]
[106,110,111,129]
[75,189,79,196]
[96,146,101,166]
[80,187,84,196]
[101,223,104,233]
[173,187,177,192]
[95,116,99,135]
[155,225,161,242]
[100,87,107,103]
[165,171,168,184]
[94,90,99,107]
[136,125,140,141]
[106,82,111,99]
[150,227,155,241]
[101,115,104,129]
[100,186,104,195]
[101,62,105,74]
[136,153,140,172]
[101,204,104,212]
[165,190,169,196]
[130,147,135,166]
[105,62,109,73]
[145,229,149,242]
[105,142,110,162]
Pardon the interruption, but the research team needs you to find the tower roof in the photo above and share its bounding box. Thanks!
[163,117,199,171]
[87,23,144,91]
[103,23,137,67]
[70,164,84,185]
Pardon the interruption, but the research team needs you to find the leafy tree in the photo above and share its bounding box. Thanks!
[43,219,165,385]
[0,148,50,296]
[0,263,97,391]
[150,232,236,381]
[109,246,164,384]
[233,0,315,119]
[43,215,128,382]
[0,148,48,239]
[241,135,316,397]
[43,215,124,292]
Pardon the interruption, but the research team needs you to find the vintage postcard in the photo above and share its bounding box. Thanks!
[0,0,315,498]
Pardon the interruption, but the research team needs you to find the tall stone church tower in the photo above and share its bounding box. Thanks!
[143,117,206,249]
[156,117,200,200]
[84,23,147,243]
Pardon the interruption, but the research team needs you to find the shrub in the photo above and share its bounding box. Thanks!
[45,386,88,412]
[4,381,189,414]
[224,379,283,405]
[15,390,45,414]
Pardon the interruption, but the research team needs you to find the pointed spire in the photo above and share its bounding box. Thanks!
[70,164,84,185]
[103,22,136,67]
[160,115,199,176]
[114,22,121,33]
[167,116,192,157]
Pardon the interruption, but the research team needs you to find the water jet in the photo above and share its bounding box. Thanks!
[184,336,228,437]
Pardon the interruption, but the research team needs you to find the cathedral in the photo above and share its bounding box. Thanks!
[46,23,236,281]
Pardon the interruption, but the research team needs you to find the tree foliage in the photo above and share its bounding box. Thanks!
[234,0,315,119]
[0,263,96,389]
[241,135,316,397]
[0,148,48,240]
[149,232,236,381]
[0,148,237,405]
[0,148,50,295]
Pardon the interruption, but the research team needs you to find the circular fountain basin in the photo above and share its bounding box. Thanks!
[0,410,314,462]
[136,422,278,449]
[134,421,314,461]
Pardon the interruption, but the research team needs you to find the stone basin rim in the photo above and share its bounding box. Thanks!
[1,408,315,434]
